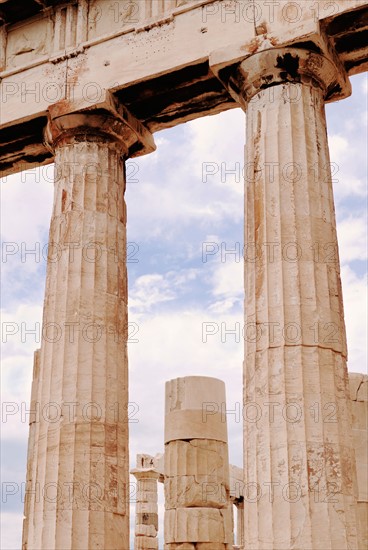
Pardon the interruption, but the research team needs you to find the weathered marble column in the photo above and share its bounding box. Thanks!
[212,46,359,549]
[131,454,160,550]
[234,499,244,550]
[22,349,40,547]
[349,373,368,550]
[22,96,154,549]
[164,376,233,550]
[229,464,244,549]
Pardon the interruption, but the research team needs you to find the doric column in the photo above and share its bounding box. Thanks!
[164,376,233,550]
[229,464,244,549]
[235,500,244,549]
[212,46,359,549]
[349,373,368,550]
[0,21,6,72]
[131,455,160,550]
[22,349,40,550]
[22,94,154,550]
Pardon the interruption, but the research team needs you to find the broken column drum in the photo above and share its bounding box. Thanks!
[164,376,233,550]
[131,454,160,550]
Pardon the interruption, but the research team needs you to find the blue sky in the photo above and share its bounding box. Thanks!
[1,73,367,548]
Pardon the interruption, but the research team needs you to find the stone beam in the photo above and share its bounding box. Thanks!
[0,0,367,176]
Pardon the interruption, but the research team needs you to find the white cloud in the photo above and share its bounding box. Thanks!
[327,80,367,205]
[129,273,176,312]
[0,513,24,550]
[129,268,200,315]
[0,167,53,243]
[328,135,367,201]
[208,298,240,314]
[337,215,368,263]
[1,304,43,442]
[328,134,349,159]
[128,308,243,465]
[341,265,367,375]
[125,109,245,241]
[210,260,243,299]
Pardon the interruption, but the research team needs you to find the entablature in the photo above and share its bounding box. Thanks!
[0,0,367,176]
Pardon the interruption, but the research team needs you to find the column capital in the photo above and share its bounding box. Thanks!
[130,468,161,481]
[210,41,351,110]
[44,90,156,158]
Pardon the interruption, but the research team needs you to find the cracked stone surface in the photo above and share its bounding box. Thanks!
[213,46,362,550]
[350,373,368,549]
[21,109,143,550]
[131,454,160,550]
[164,377,233,549]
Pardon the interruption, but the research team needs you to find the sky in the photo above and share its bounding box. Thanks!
[0,72,367,549]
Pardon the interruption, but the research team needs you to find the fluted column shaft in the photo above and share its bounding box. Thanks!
[235,500,244,549]
[23,112,130,550]
[349,373,368,550]
[22,349,40,549]
[241,49,359,549]
[131,465,160,550]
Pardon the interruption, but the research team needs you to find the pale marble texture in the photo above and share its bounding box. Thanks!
[22,103,154,550]
[228,48,359,550]
[164,377,233,550]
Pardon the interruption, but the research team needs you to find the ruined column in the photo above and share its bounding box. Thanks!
[164,376,233,550]
[235,500,244,549]
[131,454,160,550]
[229,464,244,550]
[211,46,359,549]
[349,373,368,550]
[22,94,154,550]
